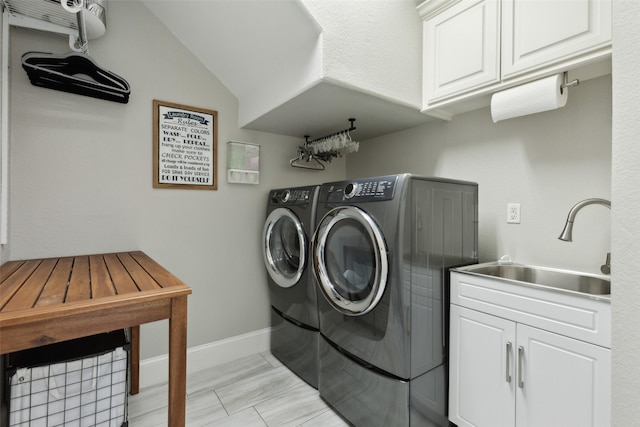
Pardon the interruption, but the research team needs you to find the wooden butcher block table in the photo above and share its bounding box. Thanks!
[0,250,192,426]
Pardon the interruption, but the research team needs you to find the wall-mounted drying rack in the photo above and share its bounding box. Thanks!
[290,118,359,170]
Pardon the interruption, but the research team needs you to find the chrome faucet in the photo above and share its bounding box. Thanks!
[558,198,611,274]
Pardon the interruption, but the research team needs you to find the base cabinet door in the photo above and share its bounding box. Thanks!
[449,305,516,427]
[516,324,611,427]
[449,306,611,427]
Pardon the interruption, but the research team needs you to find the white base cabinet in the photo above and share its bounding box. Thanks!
[449,271,611,427]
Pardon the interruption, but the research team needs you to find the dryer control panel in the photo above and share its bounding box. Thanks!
[325,175,398,203]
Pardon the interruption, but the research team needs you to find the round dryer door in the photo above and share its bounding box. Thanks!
[312,206,388,316]
[263,208,307,288]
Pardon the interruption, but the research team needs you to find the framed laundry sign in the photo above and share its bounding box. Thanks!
[153,100,218,190]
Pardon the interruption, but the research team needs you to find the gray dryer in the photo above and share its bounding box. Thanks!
[312,174,478,426]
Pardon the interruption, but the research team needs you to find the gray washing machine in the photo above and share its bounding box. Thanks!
[263,185,320,388]
[312,174,478,426]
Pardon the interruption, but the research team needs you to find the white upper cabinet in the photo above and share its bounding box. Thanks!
[502,0,612,79]
[423,0,500,102]
[419,0,612,116]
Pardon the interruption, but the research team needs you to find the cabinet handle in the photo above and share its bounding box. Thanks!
[506,342,512,383]
[518,346,525,388]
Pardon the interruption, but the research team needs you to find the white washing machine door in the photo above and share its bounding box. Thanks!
[263,208,306,288]
[312,206,388,316]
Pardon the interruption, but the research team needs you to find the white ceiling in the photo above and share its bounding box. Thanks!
[142,0,321,103]
[142,0,434,141]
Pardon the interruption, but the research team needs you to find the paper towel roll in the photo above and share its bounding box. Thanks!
[490,73,568,123]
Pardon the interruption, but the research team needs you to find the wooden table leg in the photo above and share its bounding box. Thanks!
[130,325,140,395]
[168,295,188,427]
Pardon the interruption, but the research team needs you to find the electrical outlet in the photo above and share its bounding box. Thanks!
[507,203,521,224]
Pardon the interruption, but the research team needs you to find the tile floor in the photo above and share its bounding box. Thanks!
[128,352,350,427]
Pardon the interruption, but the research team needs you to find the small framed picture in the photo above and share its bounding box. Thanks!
[153,100,218,190]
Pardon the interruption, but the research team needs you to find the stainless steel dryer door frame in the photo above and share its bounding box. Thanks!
[312,206,388,316]
[263,208,307,288]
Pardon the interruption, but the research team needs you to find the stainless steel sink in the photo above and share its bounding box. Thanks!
[456,263,610,296]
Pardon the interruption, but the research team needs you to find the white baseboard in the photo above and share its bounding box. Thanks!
[137,327,271,389]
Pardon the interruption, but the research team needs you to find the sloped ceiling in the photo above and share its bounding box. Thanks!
[142,0,433,141]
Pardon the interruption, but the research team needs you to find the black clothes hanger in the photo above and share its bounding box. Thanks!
[21,0,130,104]
[22,51,131,104]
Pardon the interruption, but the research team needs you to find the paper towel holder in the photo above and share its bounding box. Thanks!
[560,72,579,94]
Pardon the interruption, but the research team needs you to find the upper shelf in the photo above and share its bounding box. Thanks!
[3,0,107,40]
[142,0,433,141]
[242,81,435,142]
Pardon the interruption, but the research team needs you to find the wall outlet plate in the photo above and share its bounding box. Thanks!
[507,203,521,224]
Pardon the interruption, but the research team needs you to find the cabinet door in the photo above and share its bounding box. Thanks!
[516,324,611,427]
[501,0,611,78]
[423,0,500,103]
[449,305,516,427]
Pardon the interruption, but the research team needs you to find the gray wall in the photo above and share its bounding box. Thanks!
[6,1,640,423]
[612,1,640,424]
[0,9,6,266]
[348,75,612,275]
[5,1,345,359]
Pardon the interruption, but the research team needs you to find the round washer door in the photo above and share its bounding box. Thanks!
[263,208,307,288]
[312,206,388,316]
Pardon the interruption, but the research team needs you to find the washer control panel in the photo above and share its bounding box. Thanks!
[325,175,398,203]
[270,187,314,205]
